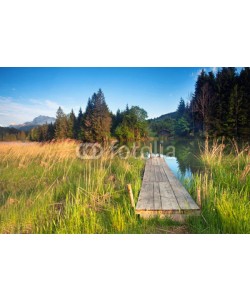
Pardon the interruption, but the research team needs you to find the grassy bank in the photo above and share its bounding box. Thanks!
[187,139,250,234]
[0,141,178,234]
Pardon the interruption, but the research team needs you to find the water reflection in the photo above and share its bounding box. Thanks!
[164,156,193,180]
[162,139,203,179]
[120,138,204,179]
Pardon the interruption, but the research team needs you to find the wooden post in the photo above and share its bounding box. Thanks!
[197,188,201,207]
[127,184,135,209]
[150,143,152,158]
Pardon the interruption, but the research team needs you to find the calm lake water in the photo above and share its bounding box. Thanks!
[159,138,204,180]
[126,138,205,181]
[164,156,194,180]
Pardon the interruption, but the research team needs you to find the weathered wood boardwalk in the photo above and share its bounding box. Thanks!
[136,157,200,220]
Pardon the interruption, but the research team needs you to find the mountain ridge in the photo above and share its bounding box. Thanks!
[9,115,56,131]
[148,111,177,122]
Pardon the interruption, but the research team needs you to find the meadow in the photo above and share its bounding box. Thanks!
[0,139,249,234]
[0,141,178,234]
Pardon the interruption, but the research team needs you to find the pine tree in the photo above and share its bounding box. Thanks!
[55,107,68,139]
[238,67,250,138]
[76,107,84,140]
[216,67,237,135]
[93,89,112,142]
[68,109,77,139]
[83,97,95,142]
[227,84,242,137]
[111,109,123,135]
[195,82,215,136]
[206,71,217,135]
[83,89,112,143]
[187,67,249,138]
[191,69,210,134]
[177,98,186,117]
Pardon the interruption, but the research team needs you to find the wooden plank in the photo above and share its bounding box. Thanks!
[143,164,151,182]
[160,165,168,181]
[153,182,162,210]
[162,164,200,210]
[145,182,154,209]
[159,181,180,211]
[163,163,199,209]
[137,182,154,210]
[149,165,155,182]
[154,165,163,182]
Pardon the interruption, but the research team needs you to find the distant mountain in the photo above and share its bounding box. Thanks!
[10,115,56,131]
[148,111,177,122]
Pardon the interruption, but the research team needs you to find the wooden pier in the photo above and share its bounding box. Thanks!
[135,157,200,221]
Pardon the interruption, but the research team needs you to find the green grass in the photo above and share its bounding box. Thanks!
[0,141,179,234]
[2,139,248,234]
[186,140,250,234]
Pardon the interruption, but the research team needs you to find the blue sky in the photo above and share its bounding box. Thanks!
[0,67,229,126]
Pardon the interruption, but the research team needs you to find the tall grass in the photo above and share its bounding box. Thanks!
[0,141,177,233]
[187,138,250,233]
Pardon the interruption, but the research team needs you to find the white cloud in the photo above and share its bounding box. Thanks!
[197,68,206,75]
[191,67,220,78]
[0,97,61,126]
[210,67,220,74]
[45,100,60,110]
[191,68,206,78]
[29,99,44,105]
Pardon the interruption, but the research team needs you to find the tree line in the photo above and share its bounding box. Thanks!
[0,127,26,141]
[5,69,248,143]
[150,67,250,139]
[29,89,149,142]
[149,98,194,137]
[190,67,249,138]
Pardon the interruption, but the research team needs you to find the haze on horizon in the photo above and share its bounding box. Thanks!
[0,67,238,127]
